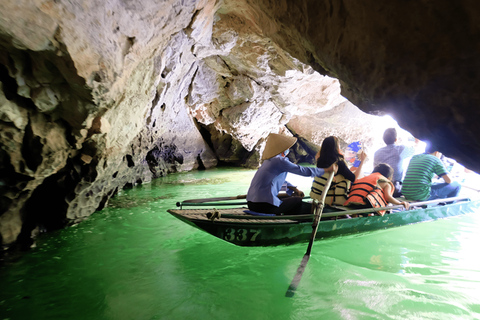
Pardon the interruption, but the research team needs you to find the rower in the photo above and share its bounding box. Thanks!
[246,133,337,215]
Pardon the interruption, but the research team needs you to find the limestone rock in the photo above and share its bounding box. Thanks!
[1,0,480,249]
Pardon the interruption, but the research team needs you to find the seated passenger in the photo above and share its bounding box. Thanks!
[310,136,366,206]
[343,163,410,216]
[402,142,461,201]
[373,128,419,197]
[247,133,337,215]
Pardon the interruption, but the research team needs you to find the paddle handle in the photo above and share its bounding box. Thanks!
[305,172,334,256]
[286,171,335,297]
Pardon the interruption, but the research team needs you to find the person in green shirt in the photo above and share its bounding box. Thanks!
[402,142,461,201]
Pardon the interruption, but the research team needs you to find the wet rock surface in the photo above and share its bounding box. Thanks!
[1,0,479,248]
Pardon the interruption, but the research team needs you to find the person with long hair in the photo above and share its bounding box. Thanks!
[310,136,366,206]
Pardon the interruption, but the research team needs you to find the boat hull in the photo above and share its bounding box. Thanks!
[168,200,479,247]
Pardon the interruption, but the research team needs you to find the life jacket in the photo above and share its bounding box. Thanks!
[343,172,394,215]
[310,173,352,206]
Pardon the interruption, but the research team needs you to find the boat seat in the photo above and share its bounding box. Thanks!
[243,210,276,217]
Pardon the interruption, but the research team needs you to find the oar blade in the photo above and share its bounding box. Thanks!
[285,254,310,297]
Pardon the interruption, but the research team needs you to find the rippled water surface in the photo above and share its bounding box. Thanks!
[2,167,480,320]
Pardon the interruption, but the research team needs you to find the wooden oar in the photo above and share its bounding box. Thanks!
[286,171,335,297]
[181,194,247,204]
[211,213,314,220]
[178,193,311,207]
[178,201,248,207]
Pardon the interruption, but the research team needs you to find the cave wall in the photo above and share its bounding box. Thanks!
[0,0,222,247]
[1,0,479,249]
[246,0,480,171]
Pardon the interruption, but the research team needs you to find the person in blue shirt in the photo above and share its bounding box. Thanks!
[373,128,418,196]
[247,133,337,215]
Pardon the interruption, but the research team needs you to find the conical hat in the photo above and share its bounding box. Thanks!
[261,133,297,160]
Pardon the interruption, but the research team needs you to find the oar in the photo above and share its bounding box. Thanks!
[286,171,334,298]
[178,193,311,206]
[180,194,247,204]
[178,202,248,207]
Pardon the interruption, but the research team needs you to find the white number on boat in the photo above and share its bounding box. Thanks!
[223,228,261,242]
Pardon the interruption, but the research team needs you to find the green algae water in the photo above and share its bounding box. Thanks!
[2,167,480,320]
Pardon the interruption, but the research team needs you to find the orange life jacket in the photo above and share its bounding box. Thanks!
[343,172,394,215]
[310,172,352,206]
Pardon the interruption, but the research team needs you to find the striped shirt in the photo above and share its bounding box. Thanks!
[402,153,447,201]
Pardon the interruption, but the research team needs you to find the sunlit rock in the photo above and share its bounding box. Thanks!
[1,0,479,249]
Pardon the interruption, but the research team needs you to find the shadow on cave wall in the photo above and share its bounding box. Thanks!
[146,142,184,178]
[14,153,109,251]
[15,159,78,250]
[195,121,259,167]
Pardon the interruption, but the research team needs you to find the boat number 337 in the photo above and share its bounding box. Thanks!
[223,228,261,242]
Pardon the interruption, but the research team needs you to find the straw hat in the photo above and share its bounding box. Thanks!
[261,133,297,160]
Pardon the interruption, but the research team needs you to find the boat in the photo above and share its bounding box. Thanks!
[167,196,479,247]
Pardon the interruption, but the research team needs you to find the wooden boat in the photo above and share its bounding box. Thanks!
[167,196,479,247]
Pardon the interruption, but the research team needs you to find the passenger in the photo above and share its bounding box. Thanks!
[402,142,461,201]
[310,136,366,206]
[247,133,337,215]
[344,163,410,216]
[373,128,418,197]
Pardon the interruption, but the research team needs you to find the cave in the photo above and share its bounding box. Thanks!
[1,0,480,249]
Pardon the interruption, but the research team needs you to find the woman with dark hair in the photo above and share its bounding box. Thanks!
[310,136,366,206]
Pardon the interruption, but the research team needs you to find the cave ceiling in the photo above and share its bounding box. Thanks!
[247,0,480,171]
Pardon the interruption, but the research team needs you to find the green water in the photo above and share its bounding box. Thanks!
[2,167,480,320]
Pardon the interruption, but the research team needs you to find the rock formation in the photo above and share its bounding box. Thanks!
[1,0,479,249]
